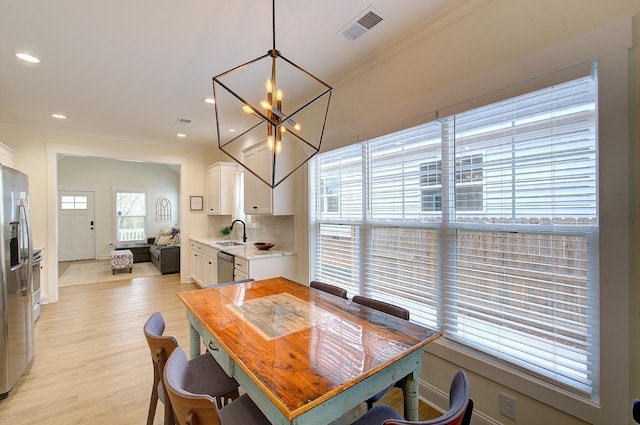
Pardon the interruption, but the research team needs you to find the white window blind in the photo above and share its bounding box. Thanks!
[365,226,439,328]
[444,229,595,395]
[311,65,598,397]
[441,72,598,396]
[368,124,441,222]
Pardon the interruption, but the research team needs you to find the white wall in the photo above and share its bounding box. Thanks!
[313,1,639,424]
[57,156,180,258]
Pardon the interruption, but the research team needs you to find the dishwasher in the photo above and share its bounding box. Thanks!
[217,251,235,283]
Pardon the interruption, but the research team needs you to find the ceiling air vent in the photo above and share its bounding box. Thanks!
[175,118,192,126]
[340,7,384,41]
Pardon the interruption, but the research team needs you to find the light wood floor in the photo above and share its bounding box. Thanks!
[0,274,439,424]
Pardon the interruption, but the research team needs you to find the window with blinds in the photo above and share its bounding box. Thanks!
[311,64,598,398]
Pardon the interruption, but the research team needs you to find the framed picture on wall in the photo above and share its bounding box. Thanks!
[190,195,203,211]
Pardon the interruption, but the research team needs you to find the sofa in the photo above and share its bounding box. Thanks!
[149,244,180,274]
[148,227,181,275]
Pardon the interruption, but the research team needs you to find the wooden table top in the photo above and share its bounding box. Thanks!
[177,277,441,419]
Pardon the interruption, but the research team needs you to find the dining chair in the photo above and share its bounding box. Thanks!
[205,278,255,288]
[164,346,271,425]
[352,295,410,410]
[310,280,348,299]
[350,370,473,425]
[351,295,410,321]
[144,312,240,425]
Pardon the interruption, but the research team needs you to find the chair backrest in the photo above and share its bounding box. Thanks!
[385,370,473,425]
[351,295,410,321]
[144,312,179,408]
[144,312,180,365]
[310,280,348,299]
[440,369,473,425]
[164,346,224,425]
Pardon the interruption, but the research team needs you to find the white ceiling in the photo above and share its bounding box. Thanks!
[0,0,487,149]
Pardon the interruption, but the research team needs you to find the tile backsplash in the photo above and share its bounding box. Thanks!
[207,215,295,251]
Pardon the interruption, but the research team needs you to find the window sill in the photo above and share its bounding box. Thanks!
[424,338,601,423]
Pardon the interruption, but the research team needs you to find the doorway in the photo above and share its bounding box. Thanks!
[58,191,95,261]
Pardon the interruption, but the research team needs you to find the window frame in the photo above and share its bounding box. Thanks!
[115,190,147,243]
[311,65,600,402]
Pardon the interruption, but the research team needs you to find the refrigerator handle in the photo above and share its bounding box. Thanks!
[9,221,20,271]
[17,202,32,295]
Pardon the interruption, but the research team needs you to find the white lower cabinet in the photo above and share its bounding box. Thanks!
[192,239,296,285]
[204,253,217,285]
[190,240,218,287]
[233,255,296,281]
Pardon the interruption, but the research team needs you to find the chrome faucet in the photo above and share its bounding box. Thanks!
[230,219,247,243]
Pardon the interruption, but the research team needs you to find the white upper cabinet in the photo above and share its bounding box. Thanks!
[206,162,237,215]
[243,144,294,215]
[0,142,15,168]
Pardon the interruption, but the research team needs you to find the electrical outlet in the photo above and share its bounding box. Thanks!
[499,392,517,420]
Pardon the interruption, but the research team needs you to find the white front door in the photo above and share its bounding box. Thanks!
[58,191,95,261]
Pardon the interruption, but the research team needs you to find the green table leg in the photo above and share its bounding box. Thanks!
[404,372,419,420]
[189,322,201,359]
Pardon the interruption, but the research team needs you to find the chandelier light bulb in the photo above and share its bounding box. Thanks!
[260,100,272,111]
[276,90,283,101]
[242,105,254,114]
[266,79,273,93]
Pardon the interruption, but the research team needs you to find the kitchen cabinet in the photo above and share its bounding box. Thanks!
[0,142,15,167]
[243,144,294,215]
[233,254,296,281]
[206,162,237,215]
[190,240,218,287]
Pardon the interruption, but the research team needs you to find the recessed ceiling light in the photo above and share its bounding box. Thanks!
[228,129,236,133]
[204,98,215,104]
[177,133,187,138]
[16,52,40,64]
[51,113,67,119]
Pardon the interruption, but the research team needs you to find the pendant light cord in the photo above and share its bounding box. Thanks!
[272,0,276,51]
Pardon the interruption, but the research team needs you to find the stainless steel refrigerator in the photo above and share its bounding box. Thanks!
[0,166,33,399]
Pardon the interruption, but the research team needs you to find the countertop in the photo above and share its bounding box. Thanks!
[189,237,296,260]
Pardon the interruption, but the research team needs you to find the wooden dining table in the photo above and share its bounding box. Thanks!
[177,277,441,425]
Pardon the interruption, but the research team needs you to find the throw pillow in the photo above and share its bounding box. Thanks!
[156,235,172,246]
[167,234,180,246]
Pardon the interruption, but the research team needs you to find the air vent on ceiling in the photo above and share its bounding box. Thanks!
[175,118,192,126]
[340,7,384,41]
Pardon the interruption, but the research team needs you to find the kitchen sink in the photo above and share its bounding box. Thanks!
[215,241,244,247]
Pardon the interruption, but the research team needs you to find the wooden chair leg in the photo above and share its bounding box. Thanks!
[146,379,159,425]
[163,403,175,425]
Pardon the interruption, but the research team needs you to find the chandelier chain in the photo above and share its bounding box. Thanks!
[272,0,276,52]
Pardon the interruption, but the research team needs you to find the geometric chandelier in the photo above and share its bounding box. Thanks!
[212,0,333,188]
